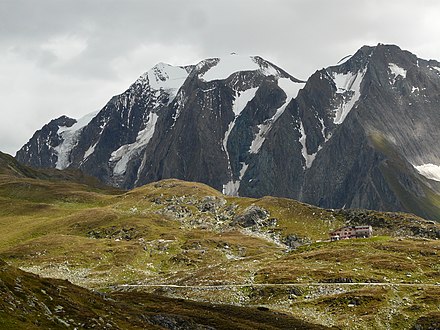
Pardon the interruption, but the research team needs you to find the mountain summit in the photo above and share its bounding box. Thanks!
[16,45,440,219]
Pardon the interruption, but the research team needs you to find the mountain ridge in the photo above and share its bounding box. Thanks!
[15,44,440,220]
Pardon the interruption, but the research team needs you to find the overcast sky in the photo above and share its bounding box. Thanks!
[1,0,440,155]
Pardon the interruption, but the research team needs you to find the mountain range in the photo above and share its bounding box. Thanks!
[16,44,440,220]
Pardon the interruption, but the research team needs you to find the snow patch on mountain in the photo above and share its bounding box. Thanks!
[232,87,258,117]
[388,63,407,84]
[318,117,328,142]
[299,121,317,169]
[171,90,187,126]
[54,111,98,169]
[110,112,158,176]
[200,55,260,82]
[83,143,97,160]
[278,77,304,100]
[222,162,248,196]
[249,103,287,154]
[224,87,258,158]
[222,87,258,195]
[332,69,366,124]
[136,63,190,99]
[257,60,283,77]
[414,163,440,182]
[249,78,304,154]
[222,180,239,196]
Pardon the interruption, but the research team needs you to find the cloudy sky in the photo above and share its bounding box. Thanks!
[1,0,440,155]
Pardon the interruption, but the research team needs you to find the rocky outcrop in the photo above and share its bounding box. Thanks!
[231,205,269,227]
[282,234,312,249]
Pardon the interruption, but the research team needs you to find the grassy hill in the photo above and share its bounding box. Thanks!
[0,151,439,329]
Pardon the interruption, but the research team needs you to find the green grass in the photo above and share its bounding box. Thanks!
[253,237,440,284]
[1,155,440,329]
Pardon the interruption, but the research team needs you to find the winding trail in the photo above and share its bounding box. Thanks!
[110,282,440,289]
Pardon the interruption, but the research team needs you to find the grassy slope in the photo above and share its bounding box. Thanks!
[1,153,440,329]
[0,151,120,191]
[0,260,330,330]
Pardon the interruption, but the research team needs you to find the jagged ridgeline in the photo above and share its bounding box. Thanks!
[16,44,440,220]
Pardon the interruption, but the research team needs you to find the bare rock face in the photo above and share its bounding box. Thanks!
[16,45,440,219]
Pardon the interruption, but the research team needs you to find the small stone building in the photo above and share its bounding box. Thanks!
[330,225,372,241]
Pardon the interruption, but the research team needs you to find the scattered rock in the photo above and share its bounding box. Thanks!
[282,234,311,249]
[231,206,269,228]
[197,196,226,213]
[88,227,141,240]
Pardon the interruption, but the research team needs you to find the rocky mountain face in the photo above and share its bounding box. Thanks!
[16,45,440,219]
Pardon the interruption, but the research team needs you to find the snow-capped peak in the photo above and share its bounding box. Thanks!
[199,55,260,82]
[135,63,191,97]
[198,54,288,82]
